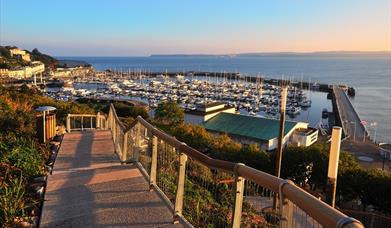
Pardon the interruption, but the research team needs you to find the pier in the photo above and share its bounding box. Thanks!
[332,85,366,141]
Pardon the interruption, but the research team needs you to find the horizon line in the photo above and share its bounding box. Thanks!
[54,50,391,58]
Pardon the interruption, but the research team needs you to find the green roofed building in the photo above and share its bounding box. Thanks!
[203,112,318,151]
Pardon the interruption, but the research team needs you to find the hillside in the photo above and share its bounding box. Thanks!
[0,46,58,70]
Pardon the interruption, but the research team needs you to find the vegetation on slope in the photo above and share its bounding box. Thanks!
[154,102,391,218]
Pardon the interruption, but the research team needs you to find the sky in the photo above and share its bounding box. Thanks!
[1,0,390,56]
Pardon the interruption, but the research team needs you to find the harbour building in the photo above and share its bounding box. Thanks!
[203,112,318,151]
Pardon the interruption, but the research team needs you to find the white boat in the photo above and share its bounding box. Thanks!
[300,100,312,107]
[287,106,301,115]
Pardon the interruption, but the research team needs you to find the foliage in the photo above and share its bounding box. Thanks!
[0,140,45,177]
[154,102,184,126]
[29,48,58,70]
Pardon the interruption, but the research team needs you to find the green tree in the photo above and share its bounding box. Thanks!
[154,101,184,126]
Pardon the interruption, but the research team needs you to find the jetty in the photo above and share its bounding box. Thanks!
[332,85,367,140]
[39,104,363,227]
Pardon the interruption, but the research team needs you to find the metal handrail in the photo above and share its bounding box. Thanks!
[70,103,364,228]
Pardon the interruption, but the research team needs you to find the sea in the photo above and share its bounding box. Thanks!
[58,55,391,143]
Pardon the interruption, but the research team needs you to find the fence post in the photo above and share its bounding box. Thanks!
[121,131,128,162]
[232,175,245,228]
[174,151,188,222]
[232,163,245,227]
[149,134,158,189]
[279,180,294,228]
[96,112,100,129]
[113,120,117,144]
[133,123,141,162]
[66,114,71,132]
[81,116,84,131]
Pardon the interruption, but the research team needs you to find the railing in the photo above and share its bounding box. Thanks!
[341,209,391,228]
[104,104,363,228]
[66,112,107,132]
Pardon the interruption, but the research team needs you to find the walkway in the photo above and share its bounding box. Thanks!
[40,130,183,227]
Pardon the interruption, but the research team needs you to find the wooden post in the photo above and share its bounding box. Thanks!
[174,152,188,222]
[42,111,46,143]
[232,175,245,228]
[122,131,128,162]
[96,112,100,129]
[279,180,294,228]
[113,120,116,144]
[66,114,71,132]
[133,123,141,161]
[149,135,158,188]
[326,127,342,207]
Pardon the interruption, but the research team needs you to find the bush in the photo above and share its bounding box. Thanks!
[0,141,44,177]
[154,102,183,126]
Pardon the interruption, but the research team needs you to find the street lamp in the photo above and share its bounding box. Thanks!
[273,86,287,209]
[35,106,56,143]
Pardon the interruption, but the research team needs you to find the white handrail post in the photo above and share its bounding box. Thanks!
[174,152,187,223]
[231,175,245,228]
[122,131,128,162]
[149,134,158,189]
[66,114,71,132]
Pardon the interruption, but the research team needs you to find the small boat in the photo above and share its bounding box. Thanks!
[300,100,312,108]
[287,106,301,115]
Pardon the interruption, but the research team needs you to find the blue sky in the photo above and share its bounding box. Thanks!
[1,0,390,56]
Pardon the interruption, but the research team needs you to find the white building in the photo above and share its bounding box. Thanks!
[203,112,318,151]
[0,61,45,79]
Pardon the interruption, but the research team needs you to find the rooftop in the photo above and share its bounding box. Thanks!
[203,112,299,141]
[185,105,235,116]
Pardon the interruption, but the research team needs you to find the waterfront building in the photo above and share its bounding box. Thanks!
[0,61,45,79]
[50,66,93,78]
[184,102,236,124]
[9,48,31,62]
[203,112,318,151]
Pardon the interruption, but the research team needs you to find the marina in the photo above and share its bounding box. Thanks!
[44,71,333,130]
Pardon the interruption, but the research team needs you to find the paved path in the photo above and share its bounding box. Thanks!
[40,130,183,228]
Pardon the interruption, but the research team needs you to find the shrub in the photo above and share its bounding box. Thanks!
[154,102,183,126]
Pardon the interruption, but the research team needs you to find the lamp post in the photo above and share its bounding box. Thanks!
[326,127,342,207]
[372,122,378,143]
[273,86,287,209]
[349,121,356,141]
[35,106,56,143]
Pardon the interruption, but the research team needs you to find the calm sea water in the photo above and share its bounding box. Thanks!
[60,56,391,143]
